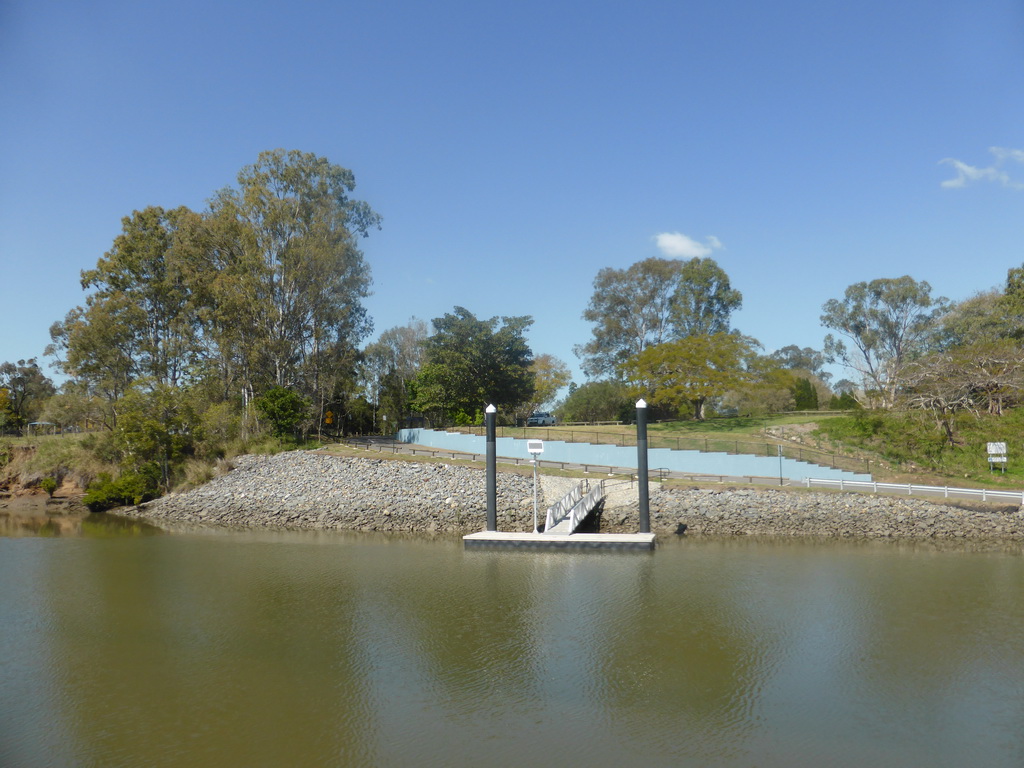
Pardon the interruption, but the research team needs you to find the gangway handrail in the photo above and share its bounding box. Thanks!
[544,481,585,531]
[568,480,605,532]
[544,479,605,534]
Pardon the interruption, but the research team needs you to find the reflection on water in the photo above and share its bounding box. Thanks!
[1,532,1022,767]
[0,510,164,538]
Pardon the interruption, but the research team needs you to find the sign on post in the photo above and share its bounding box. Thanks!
[987,442,1008,473]
[527,440,544,533]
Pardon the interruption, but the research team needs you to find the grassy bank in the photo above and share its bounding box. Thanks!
[0,434,113,493]
[0,431,325,502]
[814,409,1024,488]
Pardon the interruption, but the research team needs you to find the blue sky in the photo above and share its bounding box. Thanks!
[3,0,1023,390]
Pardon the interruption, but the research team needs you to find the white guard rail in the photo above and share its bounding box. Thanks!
[804,477,1024,504]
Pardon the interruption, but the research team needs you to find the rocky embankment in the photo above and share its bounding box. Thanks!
[121,450,1024,539]
[127,451,546,533]
[629,487,1024,539]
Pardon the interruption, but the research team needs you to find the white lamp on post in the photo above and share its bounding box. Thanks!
[527,439,544,533]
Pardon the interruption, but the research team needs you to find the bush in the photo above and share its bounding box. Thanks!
[828,391,860,410]
[84,466,160,512]
[255,387,311,439]
[556,380,632,423]
[39,477,57,497]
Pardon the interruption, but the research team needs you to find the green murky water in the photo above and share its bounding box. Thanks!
[2,521,1023,767]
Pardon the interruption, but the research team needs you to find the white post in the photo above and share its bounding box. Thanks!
[532,458,539,533]
[527,439,544,533]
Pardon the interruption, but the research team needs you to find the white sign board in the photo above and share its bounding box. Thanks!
[527,439,544,456]
[987,442,1008,471]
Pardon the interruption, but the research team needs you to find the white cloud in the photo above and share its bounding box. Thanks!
[654,232,724,258]
[940,146,1024,190]
[991,147,1024,164]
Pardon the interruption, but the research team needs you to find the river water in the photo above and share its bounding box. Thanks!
[2,516,1023,767]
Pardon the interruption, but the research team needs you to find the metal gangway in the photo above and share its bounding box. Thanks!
[543,479,605,534]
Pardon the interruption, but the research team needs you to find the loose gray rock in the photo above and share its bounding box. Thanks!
[117,451,1024,540]
[124,451,541,534]
[607,486,1024,540]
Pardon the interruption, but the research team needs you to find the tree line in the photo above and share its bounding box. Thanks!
[2,147,1022,502]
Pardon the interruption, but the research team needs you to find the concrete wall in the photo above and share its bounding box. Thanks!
[397,428,872,482]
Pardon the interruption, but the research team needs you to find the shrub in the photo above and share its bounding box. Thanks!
[255,387,311,439]
[84,466,160,512]
[39,476,57,497]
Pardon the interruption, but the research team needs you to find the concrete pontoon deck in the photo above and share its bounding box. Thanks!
[463,531,656,550]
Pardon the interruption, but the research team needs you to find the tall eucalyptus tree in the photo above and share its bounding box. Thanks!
[821,276,946,408]
[202,149,381,407]
[576,256,742,378]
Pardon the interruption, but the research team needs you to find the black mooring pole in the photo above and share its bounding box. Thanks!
[636,399,651,533]
[485,404,497,531]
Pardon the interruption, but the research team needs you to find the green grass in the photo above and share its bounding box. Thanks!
[813,408,1024,487]
[1,433,114,488]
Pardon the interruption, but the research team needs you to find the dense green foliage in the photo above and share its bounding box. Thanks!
[620,333,760,420]
[255,387,312,439]
[576,256,741,378]
[556,380,633,423]
[24,149,382,498]
[411,307,535,425]
[792,378,818,410]
[84,469,160,512]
